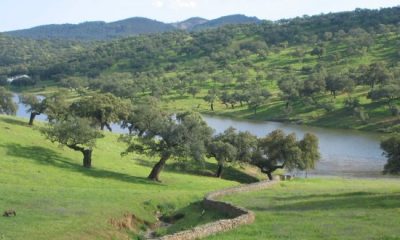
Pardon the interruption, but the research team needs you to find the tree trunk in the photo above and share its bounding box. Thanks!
[104,122,112,132]
[266,171,273,180]
[216,163,224,178]
[82,149,92,168]
[29,112,39,126]
[148,153,170,182]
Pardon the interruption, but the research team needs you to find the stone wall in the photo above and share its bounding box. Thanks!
[150,179,279,240]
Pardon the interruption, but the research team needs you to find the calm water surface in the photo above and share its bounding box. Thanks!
[13,95,387,178]
[202,115,387,178]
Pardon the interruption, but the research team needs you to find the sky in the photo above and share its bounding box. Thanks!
[1,0,399,32]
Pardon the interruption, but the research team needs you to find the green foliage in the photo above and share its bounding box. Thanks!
[207,127,258,177]
[0,87,17,115]
[368,84,400,103]
[298,133,321,171]
[0,115,237,239]
[20,91,70,124]
[6,17,176,41]
[381,134,400,174]
[252,130,320,179]
[40,117,104,150]
[70,93,131,131]
[122,107,213,181]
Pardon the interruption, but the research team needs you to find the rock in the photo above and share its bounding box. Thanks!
[3,210,16,217]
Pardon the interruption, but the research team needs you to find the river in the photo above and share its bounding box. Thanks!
[13,95,387,178]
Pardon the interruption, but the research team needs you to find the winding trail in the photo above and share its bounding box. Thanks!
[149,179,280,240]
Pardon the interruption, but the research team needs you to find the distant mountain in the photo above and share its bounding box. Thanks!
[5,17,175,41]
[3,15,261,41]
[192,14,261,30]
[171,17,209,30]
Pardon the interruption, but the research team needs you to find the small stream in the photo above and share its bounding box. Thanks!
[12,94,388,178]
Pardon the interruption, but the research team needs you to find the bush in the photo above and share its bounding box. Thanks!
[381,134,400,174]
[389,104,400,116]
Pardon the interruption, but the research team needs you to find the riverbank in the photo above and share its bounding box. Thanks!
[160,87,400,134]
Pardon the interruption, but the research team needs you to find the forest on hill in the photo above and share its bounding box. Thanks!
[3,14,260,41]
[1,6,400,131]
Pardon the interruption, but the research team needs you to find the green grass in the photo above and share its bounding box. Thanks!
[0,115,242,240]
[1,115,400,240]
[204,178,400,240]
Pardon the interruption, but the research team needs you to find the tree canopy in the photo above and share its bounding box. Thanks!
[381,134,400,174]
[40,117,104,168]
[122,109,213,181]
[0,87,17,115]
[252,130,320,180]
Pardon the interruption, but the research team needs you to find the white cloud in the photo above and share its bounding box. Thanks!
[152,0,165,8]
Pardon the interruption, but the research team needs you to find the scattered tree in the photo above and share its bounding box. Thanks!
[203,89,218,111]
[122,111,213,182]
[252,130,320,180]
[381,134,400,174]
[0,87,17,115]
[41,118,104,168]
[70,93,130,131]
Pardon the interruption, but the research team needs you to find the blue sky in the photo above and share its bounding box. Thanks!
[1,0,399,31]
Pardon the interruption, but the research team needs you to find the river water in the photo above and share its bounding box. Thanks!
[13,95,387,178]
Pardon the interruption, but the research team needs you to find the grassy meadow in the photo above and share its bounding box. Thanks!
[205,178,400,240]
[0,115,242,239]
[1,115,400,240]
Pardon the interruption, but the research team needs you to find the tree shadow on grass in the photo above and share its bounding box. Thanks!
[252,191,400,212]
[133,158,259,184]
[272,191,375,201]
[0,143,160,186]
[0,117,28,127]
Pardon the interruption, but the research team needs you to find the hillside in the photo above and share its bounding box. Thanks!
[1,7,400,132]
[0,115,243,239]
[192,14,260,30]
[172,17,209,30]
[3,15,259,41]
[0,34,90,81]
[5,17,175,41]
[208,178,400,239]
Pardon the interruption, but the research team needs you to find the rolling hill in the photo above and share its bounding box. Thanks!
[3,14,261,41]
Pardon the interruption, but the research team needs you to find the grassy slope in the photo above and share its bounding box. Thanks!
[19,33,400,133]
[153,33,400,132]
[1,115,400,240]
[0,115,241,240]
[205,178,400,240]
